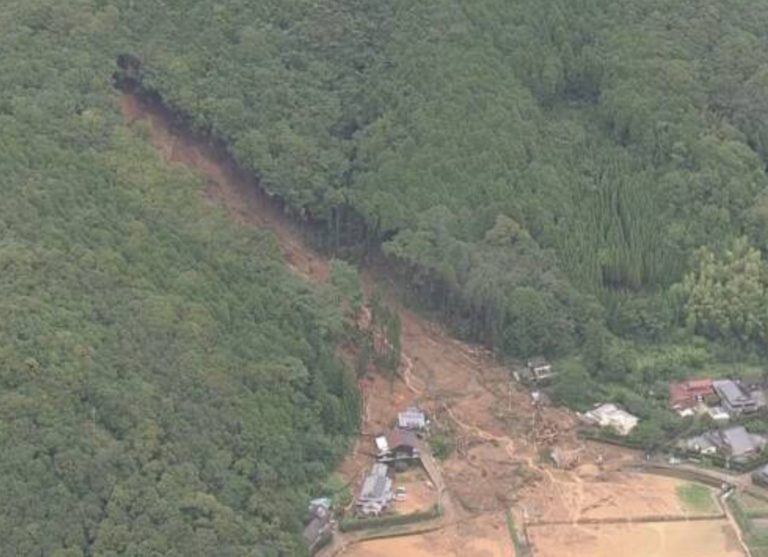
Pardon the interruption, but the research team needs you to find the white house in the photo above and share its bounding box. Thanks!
[582,403,639,436]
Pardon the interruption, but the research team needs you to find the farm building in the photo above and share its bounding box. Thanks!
[581,403,639,436]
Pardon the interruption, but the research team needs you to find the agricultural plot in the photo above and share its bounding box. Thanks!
[528,520,743,557]
[348,512,513,557]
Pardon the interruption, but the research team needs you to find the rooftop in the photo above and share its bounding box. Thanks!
[386,429,419,450]
[714,380,753,406]
[398,407,426,429]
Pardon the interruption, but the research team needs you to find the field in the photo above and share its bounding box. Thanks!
[521,470,720,523]
[677,483,720,514]
[528,520,743,557]
[347,513,513,557]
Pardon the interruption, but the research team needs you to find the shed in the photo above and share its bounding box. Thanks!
[527,357,556,381]
[398,407,427,430]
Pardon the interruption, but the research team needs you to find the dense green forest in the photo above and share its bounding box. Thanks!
[116,1,768,362]
[7,0,768,553]
[2,3,358,555]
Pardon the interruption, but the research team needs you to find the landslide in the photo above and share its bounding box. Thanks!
[120,88,636,522]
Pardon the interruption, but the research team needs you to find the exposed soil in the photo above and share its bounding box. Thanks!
[349,513,513,557]
[528,520,743,557]
[120,91,746,557]
[391,467,438,515]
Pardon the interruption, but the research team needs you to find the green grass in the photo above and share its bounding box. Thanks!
[677,483,719,514]
[736,492,768,516]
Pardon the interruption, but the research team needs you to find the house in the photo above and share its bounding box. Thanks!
[398,407,427,431]
[686,426,766,463]
[357,464,393,515]
[526,357,556,382]
[717,426,766,461]
[302,498,333,551]
[383,429,420,460]
[713,380,761,415]
[581,403,639,436]
[683,433,718,455]
[668,379,716,411]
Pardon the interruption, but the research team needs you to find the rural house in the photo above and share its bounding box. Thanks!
[581,403,639,436]
[398,407,427,431]
[668,379,716,411]
[685,426,766,463]
[357,463,393,516]
[713,380,762,415]
[376,429,420,462]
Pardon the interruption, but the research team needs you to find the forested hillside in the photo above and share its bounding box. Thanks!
[1,3,357,555]
[6,0,768,553]
[113,0,768,364]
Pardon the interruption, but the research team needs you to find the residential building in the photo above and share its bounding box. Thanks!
[380,429,420,461]
[581,403,639,436]
[713,380,760,415]
[398,407,427,430]
[357,464,393,515]
[686,426,766,463]
[668,379,716,411]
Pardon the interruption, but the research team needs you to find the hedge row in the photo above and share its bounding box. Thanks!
[339,505,441,533]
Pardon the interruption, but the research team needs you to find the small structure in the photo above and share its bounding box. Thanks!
[526,357,556,382]
[357,463,393,516]
[713,380,761,415]
[668,379,716,411]
[398,407,427,431]
[302,498,333,552]
[374,435,390,457]
[707,406,730,422]
[581,403,639,436]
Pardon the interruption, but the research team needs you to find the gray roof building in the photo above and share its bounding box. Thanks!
[357,464,393,507]
[720,426,759,457]
[713,380,759,414]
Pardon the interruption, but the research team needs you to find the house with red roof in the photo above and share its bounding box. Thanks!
[668,378,716,411]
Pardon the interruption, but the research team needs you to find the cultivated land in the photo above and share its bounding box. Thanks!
[529,520,744,557]
[350,513,513,557]
[121,92,749,557]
